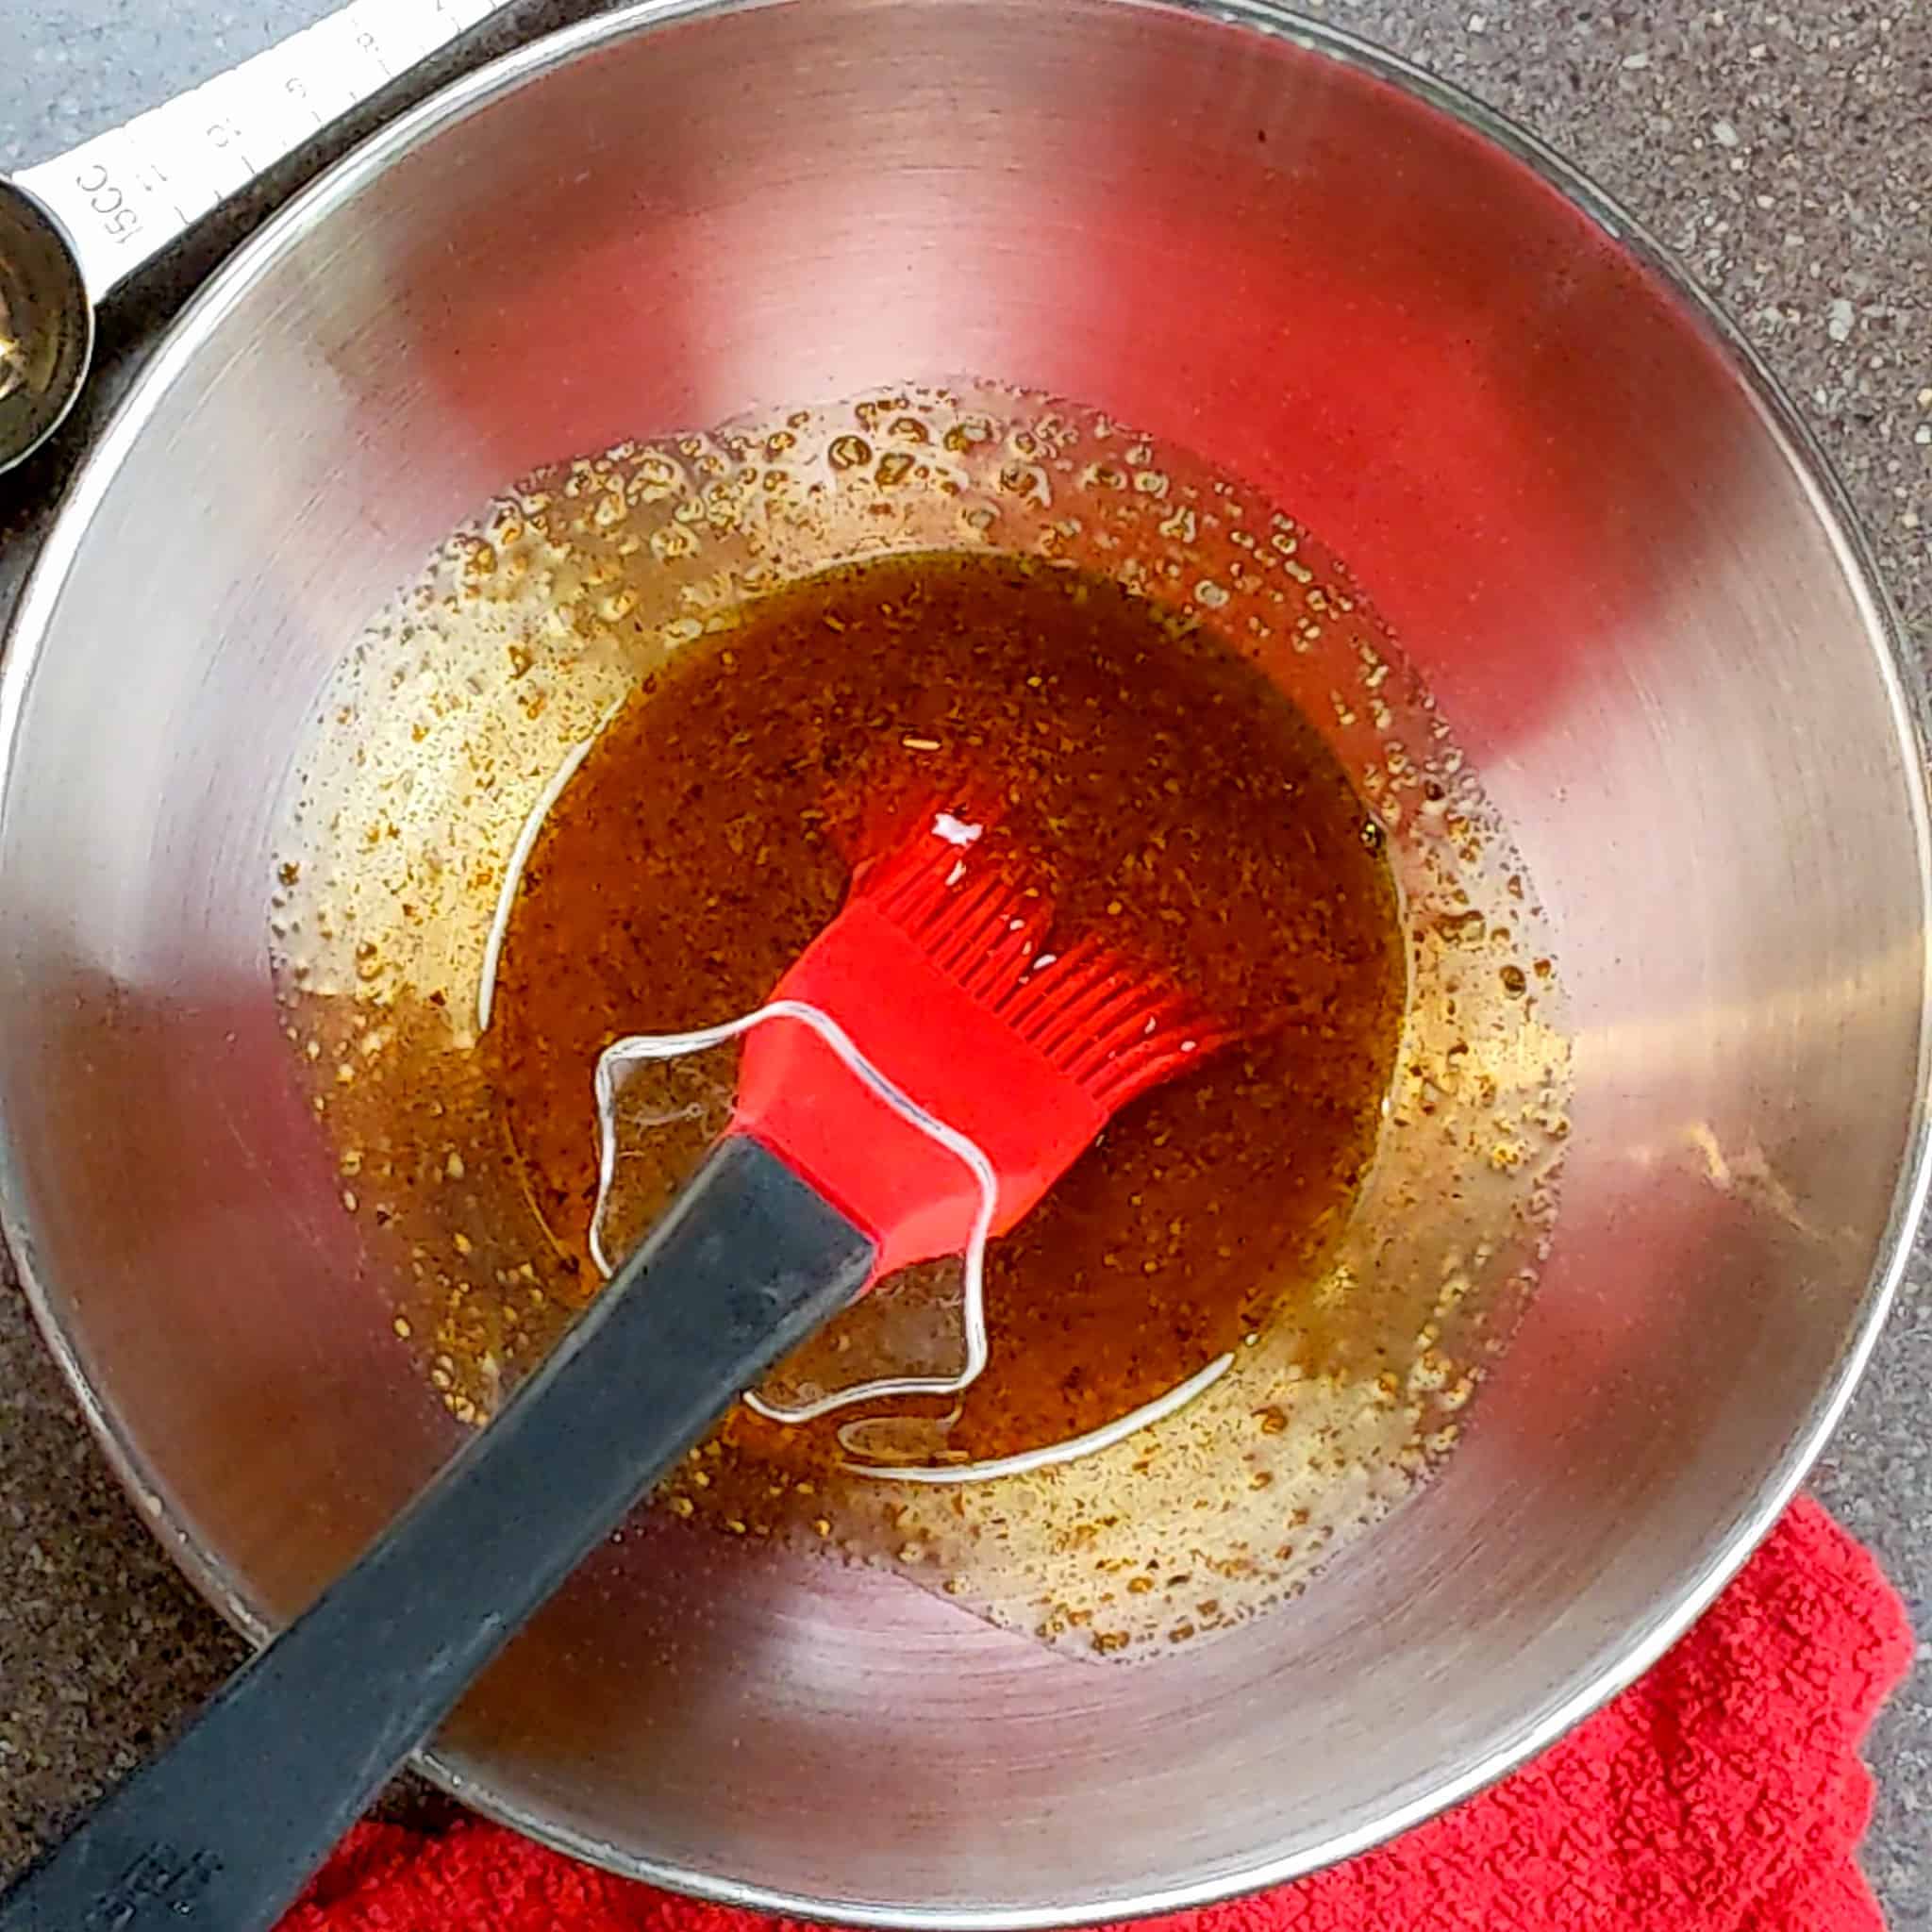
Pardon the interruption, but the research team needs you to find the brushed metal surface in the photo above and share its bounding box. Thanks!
[0,0,1924,1921]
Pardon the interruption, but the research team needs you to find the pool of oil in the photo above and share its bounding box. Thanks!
[486,549,1406,1481]
[270,385,1569,1657]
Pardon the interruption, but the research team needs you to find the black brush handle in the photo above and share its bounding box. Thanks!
[0,1134,874,1932]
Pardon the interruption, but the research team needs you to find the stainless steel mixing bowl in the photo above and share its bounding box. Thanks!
[0,0,1924,1921]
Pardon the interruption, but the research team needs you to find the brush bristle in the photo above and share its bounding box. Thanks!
[853,809,1238,1113]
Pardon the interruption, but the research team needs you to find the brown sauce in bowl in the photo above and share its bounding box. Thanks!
[273,388,1568,1653]
[485,548,1406,1476]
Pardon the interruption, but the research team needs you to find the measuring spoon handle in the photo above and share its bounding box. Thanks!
[14,0,500,304]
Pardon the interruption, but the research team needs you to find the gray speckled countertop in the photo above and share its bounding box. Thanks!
[1,0,1927,1923]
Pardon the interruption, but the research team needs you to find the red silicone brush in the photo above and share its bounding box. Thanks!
[0,806,1236,1932]
[734,806,1236,1282]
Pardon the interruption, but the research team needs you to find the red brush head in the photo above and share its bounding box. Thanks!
[732,808,1238,1283]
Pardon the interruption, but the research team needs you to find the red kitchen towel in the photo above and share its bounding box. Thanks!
[281,1497,1913,1932]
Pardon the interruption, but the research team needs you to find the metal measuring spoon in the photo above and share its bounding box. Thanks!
[0,0,499,475]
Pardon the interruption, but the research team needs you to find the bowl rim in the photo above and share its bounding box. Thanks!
[2,0,1926,1923]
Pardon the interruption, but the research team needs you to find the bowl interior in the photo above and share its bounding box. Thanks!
[0,0,1923,1919]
